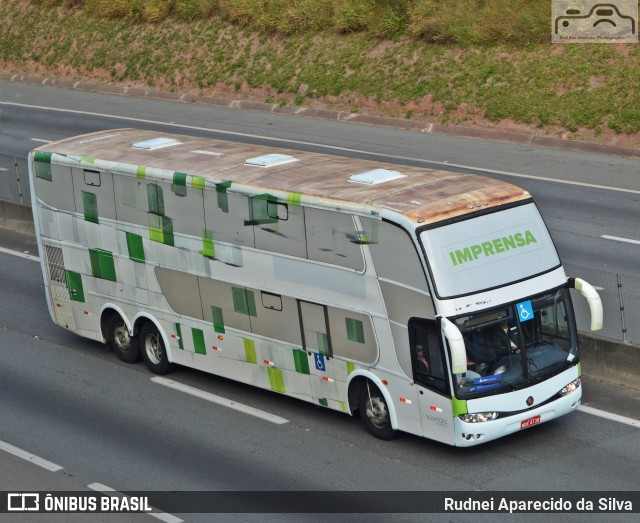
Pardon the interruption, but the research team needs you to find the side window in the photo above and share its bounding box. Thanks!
[298,301,331,356]
[410,319,448,393]
[203,188,255,248]
[114,176,152,227]
[362,219,429,292]
[250,291,302,345]
[305,208,364,270]
[250,194,307,258]
[160,176,206,238]
[32,159,76,212]
[72,168,116,223]
[327,308,377,364]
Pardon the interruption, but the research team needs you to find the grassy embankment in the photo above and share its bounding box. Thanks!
[1,1,639,142]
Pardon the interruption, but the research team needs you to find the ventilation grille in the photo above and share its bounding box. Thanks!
[44,245,66,284]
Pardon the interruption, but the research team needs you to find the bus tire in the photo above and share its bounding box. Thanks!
[139,322,175,375]
[359,382,396,440]
[108,313,141,364]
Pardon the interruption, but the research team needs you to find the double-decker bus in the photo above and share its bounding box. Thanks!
[28,129,603,446]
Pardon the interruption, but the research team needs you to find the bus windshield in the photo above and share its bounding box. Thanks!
[451,287,577,397]
[420,203,560,298]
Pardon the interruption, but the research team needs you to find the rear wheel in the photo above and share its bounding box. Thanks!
[359,382,396,440]
[139,322,175,375]
[108,314,141,363]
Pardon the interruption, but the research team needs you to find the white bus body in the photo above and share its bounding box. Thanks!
[28,129,602,446]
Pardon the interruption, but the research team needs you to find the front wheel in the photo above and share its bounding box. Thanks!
[359,382,396,440]
[139,323,175,375]
[108,314,141,363]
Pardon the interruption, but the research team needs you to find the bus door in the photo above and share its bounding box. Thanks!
[409,318,455,444]
[298,300,341,409]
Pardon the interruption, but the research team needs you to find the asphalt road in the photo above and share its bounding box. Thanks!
[0,226,639,522]
[0,82,639,521]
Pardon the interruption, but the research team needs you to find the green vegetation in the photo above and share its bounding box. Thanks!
[2,1,639,138]
[30,0,551,44]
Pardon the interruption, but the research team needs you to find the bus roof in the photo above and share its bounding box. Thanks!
[34,128,530,226]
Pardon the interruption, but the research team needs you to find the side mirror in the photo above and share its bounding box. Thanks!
[569,277,603,331]
[440,317,467,374]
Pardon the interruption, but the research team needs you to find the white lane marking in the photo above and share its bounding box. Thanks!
[2,101,640,195]
[0,245,40,261]
[578,405,640,428]
[151,376,289,425]
[88,483,184,523]
[601,235,640,246]
[0,439,63,472]
[30,138,51,143]
[0,167,8,171]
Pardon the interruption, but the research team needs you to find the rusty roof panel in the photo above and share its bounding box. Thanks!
[36,129,530,225]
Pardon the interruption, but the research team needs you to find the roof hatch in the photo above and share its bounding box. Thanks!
[245,153,298,168]
[132,137,182,150]
[348,169,406,185]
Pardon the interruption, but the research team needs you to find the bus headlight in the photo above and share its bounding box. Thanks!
[559,377,581,396]
[459,412,498,423]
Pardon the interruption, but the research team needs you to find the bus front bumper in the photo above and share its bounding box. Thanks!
[452,388,582,447]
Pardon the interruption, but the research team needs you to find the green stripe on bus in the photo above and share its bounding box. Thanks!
[268,367,286,393]
[318,398,328,407]
[287,192,302,206]
[126,232,145,263]
[192,328,206,355]
[34,151,52,164]
[577,362,582,376]
[136,165,146,179]
[175,323,184,349]
[34,151,52,181]
[201,237,215,259]
[88,248,117,282]
[317,332,329,356]
[173,171,187,186]
[293,349,310,374]
[65,270,85,302]
[79,157,95,164]
[243,338,257,364]
[191,176,206,189]
[82,191,99,224]
[345,361,356,375]
[452,397,467,416]
[216,181,231,213]
[345,318,365,343]
[148,214,174,247]
[211,306,225,334]
[339,401,347,412]
[232,287,256,317]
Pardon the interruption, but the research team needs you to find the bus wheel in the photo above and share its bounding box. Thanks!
[359,382,396,440]
[139,323,175,375]
[109,314,141,363]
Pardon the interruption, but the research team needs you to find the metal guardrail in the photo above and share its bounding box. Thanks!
[1,153,638,344]
[0,154,30,204]
[565,263,640,345]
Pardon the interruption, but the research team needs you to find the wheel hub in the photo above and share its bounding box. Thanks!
[366,396,389,428]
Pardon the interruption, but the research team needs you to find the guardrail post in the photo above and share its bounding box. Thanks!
[617,273,628,343]
[14,157,23,204]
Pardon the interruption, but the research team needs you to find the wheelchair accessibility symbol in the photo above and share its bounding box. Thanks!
[517,300,534,323]
[314,353,326,372]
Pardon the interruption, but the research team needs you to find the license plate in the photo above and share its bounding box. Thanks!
[521,415,541,429]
